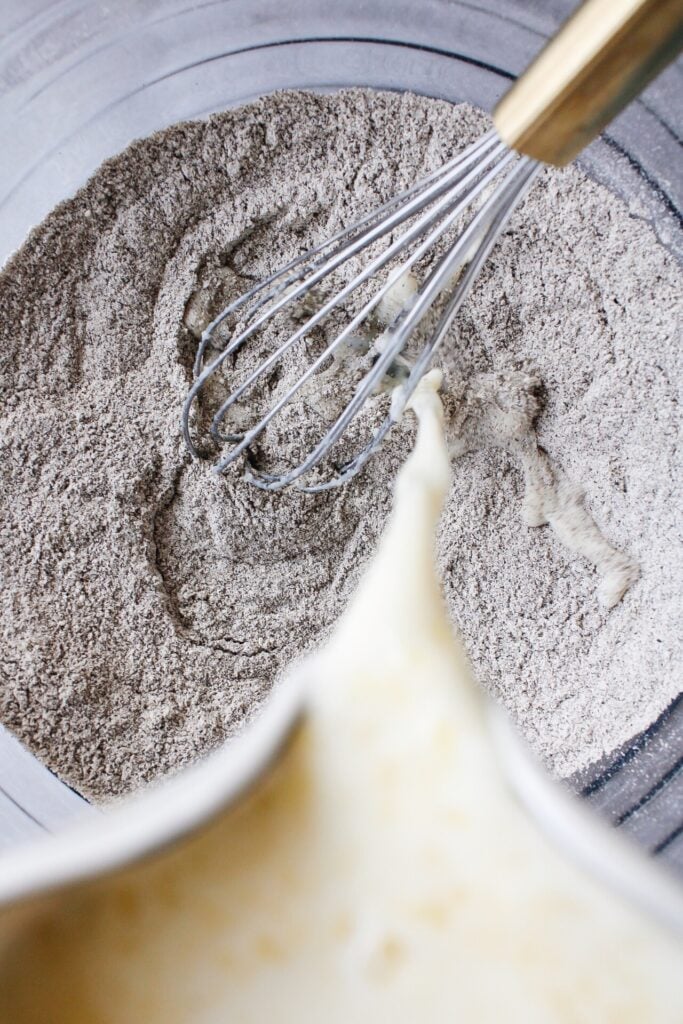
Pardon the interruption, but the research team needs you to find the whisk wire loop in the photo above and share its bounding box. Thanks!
[183,131,502,455]
[181,133,540,491]
[191,130,500,373]
[252,158,541,492]
[208,144,514,462]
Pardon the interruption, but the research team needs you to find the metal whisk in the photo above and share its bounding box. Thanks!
[182,135,538,491]
[182,0,682,492]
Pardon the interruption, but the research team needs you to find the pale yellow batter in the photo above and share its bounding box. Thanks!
[0,371,682,1023]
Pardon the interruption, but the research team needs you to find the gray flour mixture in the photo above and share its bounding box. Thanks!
[0,90,680,801]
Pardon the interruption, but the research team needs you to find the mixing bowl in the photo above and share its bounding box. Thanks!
[0,0,681,900]
[1,0,681,266]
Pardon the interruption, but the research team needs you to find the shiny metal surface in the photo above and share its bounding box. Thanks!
[0,0,680,899]
[182,134,539,490]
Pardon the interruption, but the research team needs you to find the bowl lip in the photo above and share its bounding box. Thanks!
[3,673,683,948]
[0,672,305,909]
[490,707,683,942]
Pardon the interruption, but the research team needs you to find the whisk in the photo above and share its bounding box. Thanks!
[182,0,683,492]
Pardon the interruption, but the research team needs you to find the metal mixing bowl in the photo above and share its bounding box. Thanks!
[0,0,681,899]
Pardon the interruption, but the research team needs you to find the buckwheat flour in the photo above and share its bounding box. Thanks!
[0,89,680,801]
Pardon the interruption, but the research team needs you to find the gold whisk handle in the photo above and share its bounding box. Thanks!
[494,0,683,166]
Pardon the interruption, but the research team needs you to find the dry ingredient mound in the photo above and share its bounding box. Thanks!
[0,89,680,802]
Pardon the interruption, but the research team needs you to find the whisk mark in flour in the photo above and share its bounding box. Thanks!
[370,274,639,609]
[446,369,638,608]
[188,256,639,609]
[190,258,638,610]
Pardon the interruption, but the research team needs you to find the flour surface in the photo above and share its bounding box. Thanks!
[0,89,680,798]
